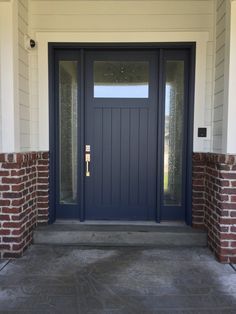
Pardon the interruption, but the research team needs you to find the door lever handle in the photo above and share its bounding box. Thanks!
[85,153,90,177]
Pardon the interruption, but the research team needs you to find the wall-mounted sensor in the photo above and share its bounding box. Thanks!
[24,35,36,50]
[30,39,36,48]
[198,127,207,138]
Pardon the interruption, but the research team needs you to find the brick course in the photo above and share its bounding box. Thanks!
[193,153,236,263]
[0,152,49,258]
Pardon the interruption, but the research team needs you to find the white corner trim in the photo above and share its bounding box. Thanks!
[226,1,236,154]
[0,1,19,153]
[36,31,209,152]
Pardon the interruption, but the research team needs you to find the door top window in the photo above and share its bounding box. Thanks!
[93,61,149,98]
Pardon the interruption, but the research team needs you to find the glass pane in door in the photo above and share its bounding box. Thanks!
[94,61,149,98]
[164,60,184,205]
[59,61,78,204]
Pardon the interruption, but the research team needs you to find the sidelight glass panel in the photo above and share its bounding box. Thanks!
[94,61,149,98]
[59,61,78,204]
[164,60,184,205]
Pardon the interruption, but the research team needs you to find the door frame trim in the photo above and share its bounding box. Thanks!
[48,42,195,225]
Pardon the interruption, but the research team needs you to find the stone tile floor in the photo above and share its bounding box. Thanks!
[0,246,236,313]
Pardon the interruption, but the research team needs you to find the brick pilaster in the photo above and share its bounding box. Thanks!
[193,152,236,263]
[192,153,206,229]
[37,152,49,225]
[0,152,49,258]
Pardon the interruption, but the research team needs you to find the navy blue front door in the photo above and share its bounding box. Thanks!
[84,51,158,220]
[50,45,195,224]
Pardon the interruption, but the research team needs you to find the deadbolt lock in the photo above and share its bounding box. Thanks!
[85,145,91,152]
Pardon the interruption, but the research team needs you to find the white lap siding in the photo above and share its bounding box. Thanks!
[29,0,215,153]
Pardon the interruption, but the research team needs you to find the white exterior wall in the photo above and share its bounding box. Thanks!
[213,0,236,154]
[224,0,236,154]
[29,0,215,153]
[0,0,30,153]
[0,0,20,153]
[213,0,227,153]
[2,0,236,154]
[18,0,30,151]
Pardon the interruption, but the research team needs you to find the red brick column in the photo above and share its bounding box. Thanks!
[192,152,236,263]
[192,153,206,229]
[0,152,49,258]
[205,154,236,263]
[37,152,49,224]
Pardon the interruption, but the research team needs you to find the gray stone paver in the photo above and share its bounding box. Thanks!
[0,246,236,313]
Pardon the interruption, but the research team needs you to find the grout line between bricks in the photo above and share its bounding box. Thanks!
[0,259,11,272]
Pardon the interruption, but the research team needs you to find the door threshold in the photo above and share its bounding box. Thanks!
[55,220,186,226]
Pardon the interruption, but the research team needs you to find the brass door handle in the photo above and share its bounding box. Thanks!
[85,145,91,177]
[85,153,90,177]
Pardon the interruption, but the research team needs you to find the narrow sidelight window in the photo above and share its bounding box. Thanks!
[163,60,184,206]
[59,61,78,204]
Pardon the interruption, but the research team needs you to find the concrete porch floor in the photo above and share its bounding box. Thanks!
[0,246,236,313]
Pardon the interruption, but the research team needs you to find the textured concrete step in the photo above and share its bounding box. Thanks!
[33,222,207,247]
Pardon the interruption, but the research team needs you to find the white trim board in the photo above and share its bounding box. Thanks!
[36,31,209,152]
[0,1,20,153]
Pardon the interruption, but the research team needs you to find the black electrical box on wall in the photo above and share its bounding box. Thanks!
[198,127,207,138]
